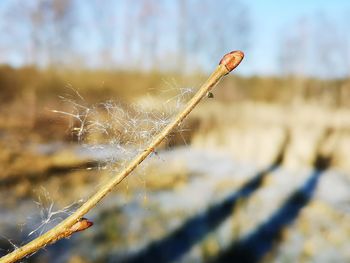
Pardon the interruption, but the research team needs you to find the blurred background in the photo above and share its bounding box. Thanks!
[1,0,350,262]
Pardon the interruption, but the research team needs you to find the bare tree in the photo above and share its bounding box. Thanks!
[176,0,250,73]
[87,0,119,68]
[278,18,310,77]
[2,0,77,67]
[313,13,347,78]
[136,0,161,70]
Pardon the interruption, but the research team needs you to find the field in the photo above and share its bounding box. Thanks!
[1,66,350,262]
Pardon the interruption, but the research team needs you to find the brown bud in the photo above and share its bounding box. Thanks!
[219,50,244,73]
[70,218,93,233]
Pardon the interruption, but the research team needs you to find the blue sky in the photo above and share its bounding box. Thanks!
[241,0,350,76]
[0,0,349,77]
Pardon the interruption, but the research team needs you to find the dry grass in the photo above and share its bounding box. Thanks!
[0,65,349,143]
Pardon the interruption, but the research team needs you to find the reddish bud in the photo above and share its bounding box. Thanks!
[219,50,244,72]
[70,218,93,233]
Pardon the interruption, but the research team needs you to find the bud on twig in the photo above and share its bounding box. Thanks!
[69,218,93,234]
[219,50,244,73]
[53,218,93,243]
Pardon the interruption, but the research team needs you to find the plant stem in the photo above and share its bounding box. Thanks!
[0,50,244,263]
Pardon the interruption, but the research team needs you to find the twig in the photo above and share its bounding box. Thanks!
[0,50,244,263]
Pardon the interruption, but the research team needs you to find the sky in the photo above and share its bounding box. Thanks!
[0,0,349,78]
[242,0,350,77]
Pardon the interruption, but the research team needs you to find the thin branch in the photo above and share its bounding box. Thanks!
[0,50,244,263]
